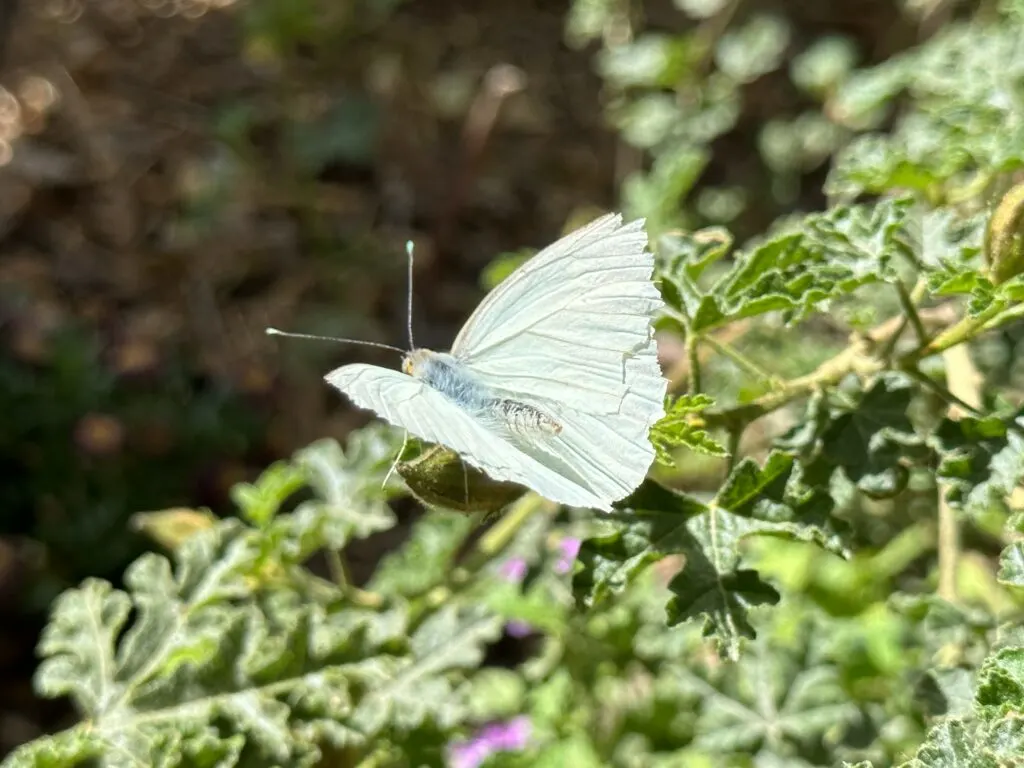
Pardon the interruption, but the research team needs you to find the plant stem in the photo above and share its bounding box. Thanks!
[937,484,959,602]
[703,338,878,429]
[698,281,1021,434]
[900,366,986,417]
[686,331,702,394]
[896,280,928,345]
[321,548,385,608]
[476,494,550,558]
[407,496,554,619]
[982,300,1024,332]
[902,301,1004,364]
[342,584,385,609]
[725,427,742,475]
[701,334,780,386]
[702,305,957,430]
[325,548,349,587]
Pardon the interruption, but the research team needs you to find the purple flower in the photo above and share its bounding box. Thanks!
[498,556,528,583]
[505,620,533,638]
[554,537,581,574]
[448,740,489,768]
[447,716,531,768]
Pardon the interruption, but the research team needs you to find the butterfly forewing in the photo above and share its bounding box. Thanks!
[451,214,663,416]
[325,364,611,509]
[448,213,667,504]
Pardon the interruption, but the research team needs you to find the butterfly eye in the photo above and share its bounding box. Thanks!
[401,358,414,375]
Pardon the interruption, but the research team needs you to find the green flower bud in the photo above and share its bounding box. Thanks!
[398,444,524,514]
[985,182,1024,285]
[131,507,216,550]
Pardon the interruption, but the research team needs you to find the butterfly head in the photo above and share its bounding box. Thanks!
[402,348,434,377]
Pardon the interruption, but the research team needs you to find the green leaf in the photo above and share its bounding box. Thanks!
[924,269,1024,317]
[274,432,398,561]
[714,14,791,84]
[575,454,840,658]
[230,461,306,529]
[828,124,963,199]
[657,610,858,759]
[368,510,476,597]
[24,522,344,766]
[598,34,696,88]
[349,605,503,733]
[694,198,912,331]
[997,542,1024,588]
[819,375,926,498]
[460,668,527,721]
[804,195,912,281]
[573,483,706,609]
[12,513,501,767]
[935,410,1024,516]
[1,728,104,768]
[913,207,986,271]
[975,647,1024,712]
[565,0,620,48]
[903,720,996,768]
[622,143,709,234]
[927,266,992,299]
[12,424,506,768]
[902,644,1024,767]
[827,25,1024,197]
[779,374,928,499]
[656,227,734,318]
[616,93,681,149]
[650,394,728,467]
[790,36,858,96]
[532,734,605,767]
[35,579,133,717]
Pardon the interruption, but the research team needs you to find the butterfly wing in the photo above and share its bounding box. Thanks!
[449,213,667,507]
[500,346,665,506]
[325,363,612,509]
[450,213,664,415]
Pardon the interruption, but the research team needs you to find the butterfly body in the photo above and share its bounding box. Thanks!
[404,349,561,438]
[325,213,667,511]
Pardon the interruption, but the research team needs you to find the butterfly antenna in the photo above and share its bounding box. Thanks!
[265,328,405,354]
[405,240,416,350]
[382,430,409,490]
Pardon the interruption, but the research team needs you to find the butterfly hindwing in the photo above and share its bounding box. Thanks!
[500,345,664,504]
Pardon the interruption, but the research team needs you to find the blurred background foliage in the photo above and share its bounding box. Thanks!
[2,0,1024,764]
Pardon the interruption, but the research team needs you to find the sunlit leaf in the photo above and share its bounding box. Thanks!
[935,410,1024,516]
[650,394,728,467]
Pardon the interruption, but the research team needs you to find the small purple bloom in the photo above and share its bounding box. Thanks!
[505,619,533,638]
[448,740,489,768]
[554,537,581,574]
[498,556,528,583]
[447,716,531,768]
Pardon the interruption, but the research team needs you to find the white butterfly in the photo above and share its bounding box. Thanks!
[322,213,666,511]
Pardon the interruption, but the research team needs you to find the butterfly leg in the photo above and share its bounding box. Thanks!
[382,429,410,489]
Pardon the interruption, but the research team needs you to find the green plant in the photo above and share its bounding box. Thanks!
[10,3,1024,768]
